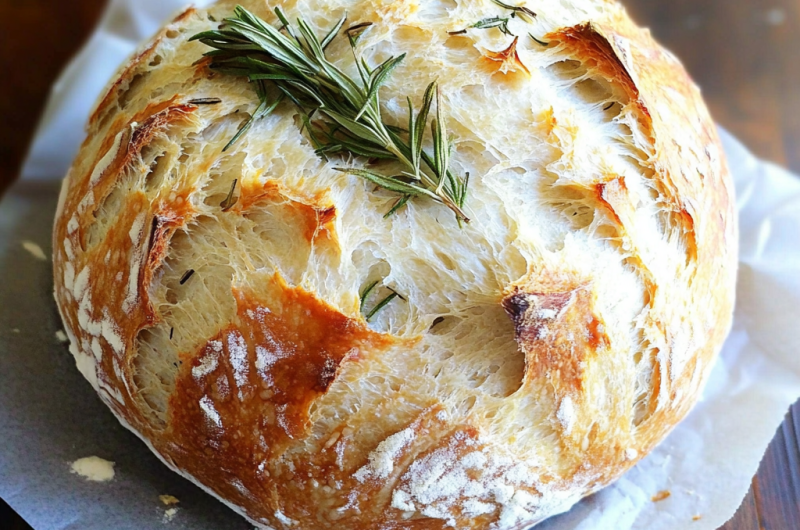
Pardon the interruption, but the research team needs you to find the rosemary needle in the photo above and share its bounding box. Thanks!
[360,280,405,320]
[191,6,470,223]
[359,280,379,313]
[189,98,222,105]
[365,292,399,322]
[220,179,239,211]
[529,33,550,47]
[179,269,195,285]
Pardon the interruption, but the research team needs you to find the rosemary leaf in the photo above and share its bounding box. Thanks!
[299,111,329,158]
[366,292,399,321]
[345,22,373,47]
[413,83,436,179]
[384,195,411,218]
[472,17,511,33]
[189,98,222,105]
[432,85,450,194]
[334,168,438,200]
[457,1,543,42]
[387,287,406,301]
[220,179,239,211]
[321,15,347,50]
[322,108,389,146]
[359,280,379,313]
[529,33,550,47]
[355,53,407,120]
[492,0,537,21]
[222,82,283,152]
[179,269,195,285]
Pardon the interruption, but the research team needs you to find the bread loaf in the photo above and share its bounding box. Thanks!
[52,0,737,528]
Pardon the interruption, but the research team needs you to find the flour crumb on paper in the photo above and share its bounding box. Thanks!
[652,490,671,502]
[160,495,180,523]
[22,240,47,261]
[159,494,180,506]
[163,507,179,523]
[70,456,115,482]
[56,330,69,343]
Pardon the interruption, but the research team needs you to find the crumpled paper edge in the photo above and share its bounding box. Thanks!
[20,0,213,181]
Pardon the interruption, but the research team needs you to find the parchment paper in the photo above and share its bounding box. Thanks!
[6,1,800,529]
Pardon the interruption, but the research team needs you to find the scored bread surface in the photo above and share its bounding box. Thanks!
[52,0,737,528]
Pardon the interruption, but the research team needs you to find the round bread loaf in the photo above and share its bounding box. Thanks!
[53,0,737,528]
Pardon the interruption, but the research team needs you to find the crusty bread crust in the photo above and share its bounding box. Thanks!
[53,1,737,528]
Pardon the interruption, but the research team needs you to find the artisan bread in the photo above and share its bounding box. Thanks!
[52,0,737,528]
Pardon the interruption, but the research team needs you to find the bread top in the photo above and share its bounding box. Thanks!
[52,0,737,528]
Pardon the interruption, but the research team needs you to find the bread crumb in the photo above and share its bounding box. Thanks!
[56,330,69,343]
[70,456,115,482]
[12,328,20,333]
[652,490,671,502]
[159,494,180,506]
[163,507,179,522]
[693,515,702,521]
[22,240,47,261]
[323,431,341,449]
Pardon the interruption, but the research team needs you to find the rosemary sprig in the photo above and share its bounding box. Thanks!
[191,6,470,223]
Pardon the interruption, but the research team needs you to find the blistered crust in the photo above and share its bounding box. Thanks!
[53,1,737,529]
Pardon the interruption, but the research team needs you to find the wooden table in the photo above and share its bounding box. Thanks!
[1,1,798,528]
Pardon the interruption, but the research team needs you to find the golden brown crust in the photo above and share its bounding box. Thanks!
[163,274,398,522]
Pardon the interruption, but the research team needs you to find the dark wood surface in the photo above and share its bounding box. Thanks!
[1,1,798,529]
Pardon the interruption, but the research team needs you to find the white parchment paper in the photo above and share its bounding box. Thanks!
[20,0,212,181]
[9,1,800,528]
